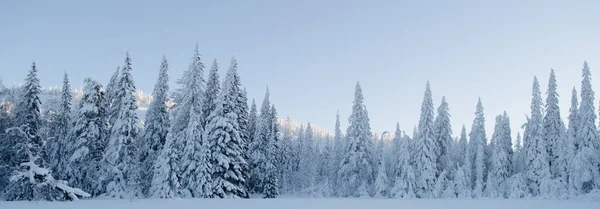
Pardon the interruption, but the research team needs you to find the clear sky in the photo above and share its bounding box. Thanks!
[2,0,600,139]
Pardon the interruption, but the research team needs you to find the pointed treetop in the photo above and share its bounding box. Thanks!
[212,59,219,70]
[353,82,365,106]
[30,61,37,73]
[571,87,578,104]
[230,56,238,72]
[264,86,270,100]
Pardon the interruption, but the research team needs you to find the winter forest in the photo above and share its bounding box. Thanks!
[2,45,600,202]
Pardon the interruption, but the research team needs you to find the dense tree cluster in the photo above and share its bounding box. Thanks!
[1,53,600,200]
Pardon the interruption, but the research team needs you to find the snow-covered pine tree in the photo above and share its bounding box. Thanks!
[524,76,550,197]
[232,60,251,196]
[263,105,280,198]
[488,112,513,198]
[67,78,107,197]
[173,46,211,198]
[4,62,49,200]
[331,110,344,196]
[299,122,317,191]
[139,56,170,196]
[374,150,389,197]
[104,67,120,129]
[512,133,525,175]
[4,63,90,201]
[433,96,453,176]
[577,61,599,151]
[248,99,258,148]
[414,82,437,198]
[570,61,599,194]
[454,164,471,198]
[203,59,220,123]
[318,134,335,197]
[542,69,565,178]
[48,72,73,180]
[456,126,468,167]
[279,117,295,194]
[149,133,182,198]
[390,123,416,198]
[339,82,375,197]
[205,59,248,198]
[103,53,142,199]
[469,98,487,198]
[556,88,577,186]
[248,89,270,194]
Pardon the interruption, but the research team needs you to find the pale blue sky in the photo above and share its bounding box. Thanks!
[1,0,600,138]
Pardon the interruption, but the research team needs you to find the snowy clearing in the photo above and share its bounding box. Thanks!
[0,199,597,209]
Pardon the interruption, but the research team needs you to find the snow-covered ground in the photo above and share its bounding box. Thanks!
[0,199,597,209]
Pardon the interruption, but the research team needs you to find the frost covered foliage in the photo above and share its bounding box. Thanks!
[173,46,211,198]
[103,53,142,199]
[139,57,170,196]
[4,51,600,201]
[67,78,106,196]
[413,82,437,198]
[2,63,90,201]
[338,82,375,197]
[468,98,487,198]
[488,113,512,198]
[205,58,248,198]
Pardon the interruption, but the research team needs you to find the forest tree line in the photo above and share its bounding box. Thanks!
[0,47,599,200]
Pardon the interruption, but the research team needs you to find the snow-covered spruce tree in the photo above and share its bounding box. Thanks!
[524,76,551,197]
[454,164,471,198]
[389,123,402,183]
[139,56,170,196]
[263,105,280,198]
[331,111,344,196]
[279,117,295,194]
[298,122,317,192]
[246,99,258,190]
[570,61,599,194]
[390,123,416,198]
[172,46,211,198]
[433,96,453,176]
[374,150,389,197]
[414,82,437,198]
[318,134,335,197]
[339,82,375,197]
[576,61,599,152]
[149,132,182,198]
[205,60,248,198]
[232,60,251,196]
[469,98,487,198]
[290,124,305,193]
[456,126,468,167]
[67,78,107,197]
[542,69,565,178]
[248,99,258,148]
[4,63,90,201]
[47,72,73,181]
[104,67,120,129]
[555,88,577,187]
[203,59,220,123]
[248,89,270,194]
[103,53,142,199]
[512,133,526,175]
[488,113,513,198]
